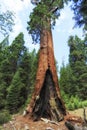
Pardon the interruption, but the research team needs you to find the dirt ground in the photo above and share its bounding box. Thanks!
[2,114,69,130]
[1,108,86,130]
[69,107,87,119]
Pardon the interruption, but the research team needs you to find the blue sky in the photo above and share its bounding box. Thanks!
[0,0,83,70]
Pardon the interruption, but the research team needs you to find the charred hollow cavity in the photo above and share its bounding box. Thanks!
[32,69,65,121]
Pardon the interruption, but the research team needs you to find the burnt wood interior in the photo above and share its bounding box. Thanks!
[32,69,64,121]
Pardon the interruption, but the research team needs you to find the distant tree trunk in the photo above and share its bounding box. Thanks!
[26,28,66,121]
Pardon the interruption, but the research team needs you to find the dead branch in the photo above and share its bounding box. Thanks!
[83,107,87,124]
[41,118,59,126]
[9,121,17,130]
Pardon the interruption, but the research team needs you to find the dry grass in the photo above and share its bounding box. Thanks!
[69,107,87,119]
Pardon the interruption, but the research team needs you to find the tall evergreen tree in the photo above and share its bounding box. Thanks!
[0,33,25,87]
[7,49,38,113]
[26,0,67,121]
[0,33,27,110]
[68,35,87,100]
[0,36,10,109]
[27,0,67,44]
[19,49,38,102]
[59,63,74,96]
[8,33,26,73]
[7,68,25,113]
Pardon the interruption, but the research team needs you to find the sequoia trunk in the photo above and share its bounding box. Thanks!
[26,29,66,121]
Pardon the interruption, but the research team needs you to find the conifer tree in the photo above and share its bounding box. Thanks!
[0,36,10,109]
[26,0,67,121]
[68,35,87,99]
[7,68,25,113]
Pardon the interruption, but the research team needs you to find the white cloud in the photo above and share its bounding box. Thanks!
[0,0,34,44]
[9,18,22,43]
[68,27,74,34]
[56,5,71,27]
[1,0,32,12]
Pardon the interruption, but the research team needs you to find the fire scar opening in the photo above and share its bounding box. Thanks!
[32,69,65,121]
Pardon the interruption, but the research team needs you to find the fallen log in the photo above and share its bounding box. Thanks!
[65,121,87,130]
[65,114,83,124]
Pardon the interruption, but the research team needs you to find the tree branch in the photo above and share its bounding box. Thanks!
[31,0,40,5]
[50,7,58,13]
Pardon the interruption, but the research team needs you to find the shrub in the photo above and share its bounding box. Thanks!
[67,102,75,110]
[61,90,87,110]
[73,96,80,109]
[82,100,87,107]
[66,96,81,110]
[0,110,11,125]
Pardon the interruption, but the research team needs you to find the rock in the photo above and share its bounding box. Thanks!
[9,121,13,124]
[23,110,27,116]
[3,124,6,128]
[45,127,54,130]
[24,124,30,130]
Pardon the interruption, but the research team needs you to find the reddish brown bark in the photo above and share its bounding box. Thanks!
[26,29,66,121]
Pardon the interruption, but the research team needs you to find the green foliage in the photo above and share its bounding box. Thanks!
[0,110,11,125]
[70,0,87,30]
[60,34,87,109]
[7,69,25,113]
[27,0,67,43]
[6,48,38,113]
[61,91,87,110]
[81,100,87,108]
[7,49,38,113]
[0,33,26,87]
[67,98,87,110]
[68,35,87,100]
[0,33,38,113]
[0,82,7,109]
[0,7,14,36]
[60,63,74,95]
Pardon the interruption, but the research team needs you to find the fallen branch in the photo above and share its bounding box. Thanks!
[41,118,59,126]
[9,121,17,130]
[65,114,83,124]
[83,107,87,124]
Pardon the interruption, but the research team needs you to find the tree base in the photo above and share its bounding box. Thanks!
[27,69,66,121]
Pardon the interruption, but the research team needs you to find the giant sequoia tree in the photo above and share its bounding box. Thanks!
[26,0,67,121]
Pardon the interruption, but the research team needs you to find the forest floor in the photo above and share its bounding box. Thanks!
[0,108,86,130]
[69,107,87,118]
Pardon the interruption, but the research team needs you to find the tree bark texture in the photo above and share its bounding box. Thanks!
[26,29,66,121]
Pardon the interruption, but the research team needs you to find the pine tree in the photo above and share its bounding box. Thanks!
[68,35,87,100]
[7,49,38,113]
[59,63,73,96]
[20,49,38,102]
[0,36,10,109]
[7,68,25,113]
[0,33,27,110]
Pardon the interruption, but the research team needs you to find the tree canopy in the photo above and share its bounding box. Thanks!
[0,8,14,36]
[27,0,68,44]
[70,0,87,30]
[60,34,87,100]
[0,33,38,113]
